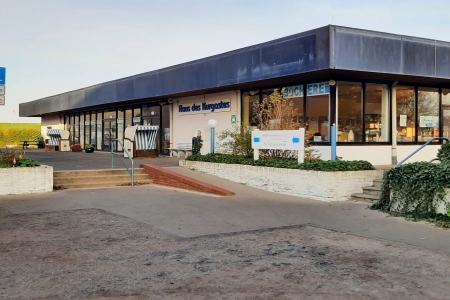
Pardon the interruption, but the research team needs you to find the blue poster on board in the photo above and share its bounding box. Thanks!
[0,67,5,85]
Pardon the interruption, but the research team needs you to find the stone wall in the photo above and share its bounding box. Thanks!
[0,166,53,195]
[179,161,383,202]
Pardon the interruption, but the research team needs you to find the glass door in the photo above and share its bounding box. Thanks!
[142,116,160,152]
[102,119,117,151]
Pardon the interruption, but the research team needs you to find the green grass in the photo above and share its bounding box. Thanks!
[0,123,41,148]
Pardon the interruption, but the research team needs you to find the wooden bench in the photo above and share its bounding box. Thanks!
[21,141,40,149]
[168,143,193,158]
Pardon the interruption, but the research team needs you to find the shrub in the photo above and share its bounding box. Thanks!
[437,142,450,163]
[192,136,203,155]
[0,150,40,168]
[218,126,253,157]
[371,161,450,228]
[186,153,374,171]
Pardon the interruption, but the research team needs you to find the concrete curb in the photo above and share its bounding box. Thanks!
[141,164,235,196]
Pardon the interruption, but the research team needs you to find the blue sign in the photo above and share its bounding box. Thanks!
[307,82,329,96]
[253,137,260,143]
[284,82,330,98]
[0,67,5,85]
[292,137,300,144]
[284,85,304,98]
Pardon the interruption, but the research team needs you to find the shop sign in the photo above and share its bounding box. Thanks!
[252,129,305,151]
[399,115,407,127]
[306,82,329,96]
[0,95,4,106]
[283,82,330,98]
[133,117,141,123]
[284,85,303,98]
[178,99,231,115]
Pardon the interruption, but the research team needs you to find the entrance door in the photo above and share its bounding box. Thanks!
[102,119,117,151]
[142,116,160,152]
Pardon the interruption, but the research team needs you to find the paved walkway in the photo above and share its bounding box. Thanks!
[1,149,449,254]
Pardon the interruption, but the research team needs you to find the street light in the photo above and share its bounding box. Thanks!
[207,119,217,154]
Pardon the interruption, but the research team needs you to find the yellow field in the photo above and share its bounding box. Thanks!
[0,123,41,148]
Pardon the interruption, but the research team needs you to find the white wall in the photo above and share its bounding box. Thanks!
[172,91,240,154]
[314,144,441,166]
[0,166,53,195]
[180,160,383,202]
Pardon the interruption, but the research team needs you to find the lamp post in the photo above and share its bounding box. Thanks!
[207,119,217,154]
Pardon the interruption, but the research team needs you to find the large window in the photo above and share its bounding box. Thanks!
[365,84,389,142]
[242,91,259,127]
[443,90,450,139]
[306,95,329,142]
[337,83,363,142]
[396,87,415,142]
[418,87,439,142]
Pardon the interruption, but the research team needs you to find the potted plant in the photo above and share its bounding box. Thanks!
[70,144,82,152]
[84,144,95,153]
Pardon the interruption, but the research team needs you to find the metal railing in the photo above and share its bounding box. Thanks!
[395,137,449,168]
[111,138,135,187]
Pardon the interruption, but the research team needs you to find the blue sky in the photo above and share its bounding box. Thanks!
[1,0,450,123]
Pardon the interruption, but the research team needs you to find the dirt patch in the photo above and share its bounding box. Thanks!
[1,208,449,299]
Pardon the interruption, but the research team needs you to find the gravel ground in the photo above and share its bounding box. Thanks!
[1,208,450,300]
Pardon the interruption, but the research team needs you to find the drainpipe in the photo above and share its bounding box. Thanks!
[391,81,398,166]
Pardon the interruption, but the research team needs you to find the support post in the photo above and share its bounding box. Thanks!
[331,123,337,160]
[210,127,215,154]
[391,83,398,165]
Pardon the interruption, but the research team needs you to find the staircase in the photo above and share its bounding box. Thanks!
[351,178,383,202]
[53,168,152,190]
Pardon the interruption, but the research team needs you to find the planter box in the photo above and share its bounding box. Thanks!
[180,160,383,202]
[0,165,53,195]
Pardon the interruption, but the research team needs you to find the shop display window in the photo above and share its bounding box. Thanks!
[396,87,415,142]
[337,83,363,142]
[418,87,439,142]
[365,84,389,142]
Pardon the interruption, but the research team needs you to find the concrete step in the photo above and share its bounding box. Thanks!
[53,173,150,185]
[54,179,153,190]
[362,186,382,196]
[53,168,147,178]
[53,168,152,190]
[350,193,380,202]
[373,179,384,188]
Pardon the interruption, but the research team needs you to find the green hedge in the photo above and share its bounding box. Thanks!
[186,154,375,171]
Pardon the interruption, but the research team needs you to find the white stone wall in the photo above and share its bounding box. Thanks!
[180,161,383,202]
[0,166,53,195]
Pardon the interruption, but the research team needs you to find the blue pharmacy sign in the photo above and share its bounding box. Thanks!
[0,67,5,85]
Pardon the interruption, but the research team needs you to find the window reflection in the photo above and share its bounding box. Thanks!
[338,83,362,142]
[418,88,439,142]
[396,87,415,142]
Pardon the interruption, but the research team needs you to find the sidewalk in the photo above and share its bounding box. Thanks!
[2,149,447,254]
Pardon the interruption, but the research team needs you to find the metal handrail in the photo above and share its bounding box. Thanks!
[111,138,135,187]
[395,137,449,168]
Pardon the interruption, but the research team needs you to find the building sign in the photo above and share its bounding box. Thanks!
[419,116,439,128]
[284,82,330,98]
[252,129,305,151]
[0,67,5,85]
[231,114,237,124]
[133,117,141,123]
[307,82,330,96]
[178,99,231,115]
[284,85,303,98]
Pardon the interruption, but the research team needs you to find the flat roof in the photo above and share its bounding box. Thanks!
[20,25,450,117]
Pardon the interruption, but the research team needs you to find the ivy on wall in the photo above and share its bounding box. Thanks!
[371,143,450,228]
